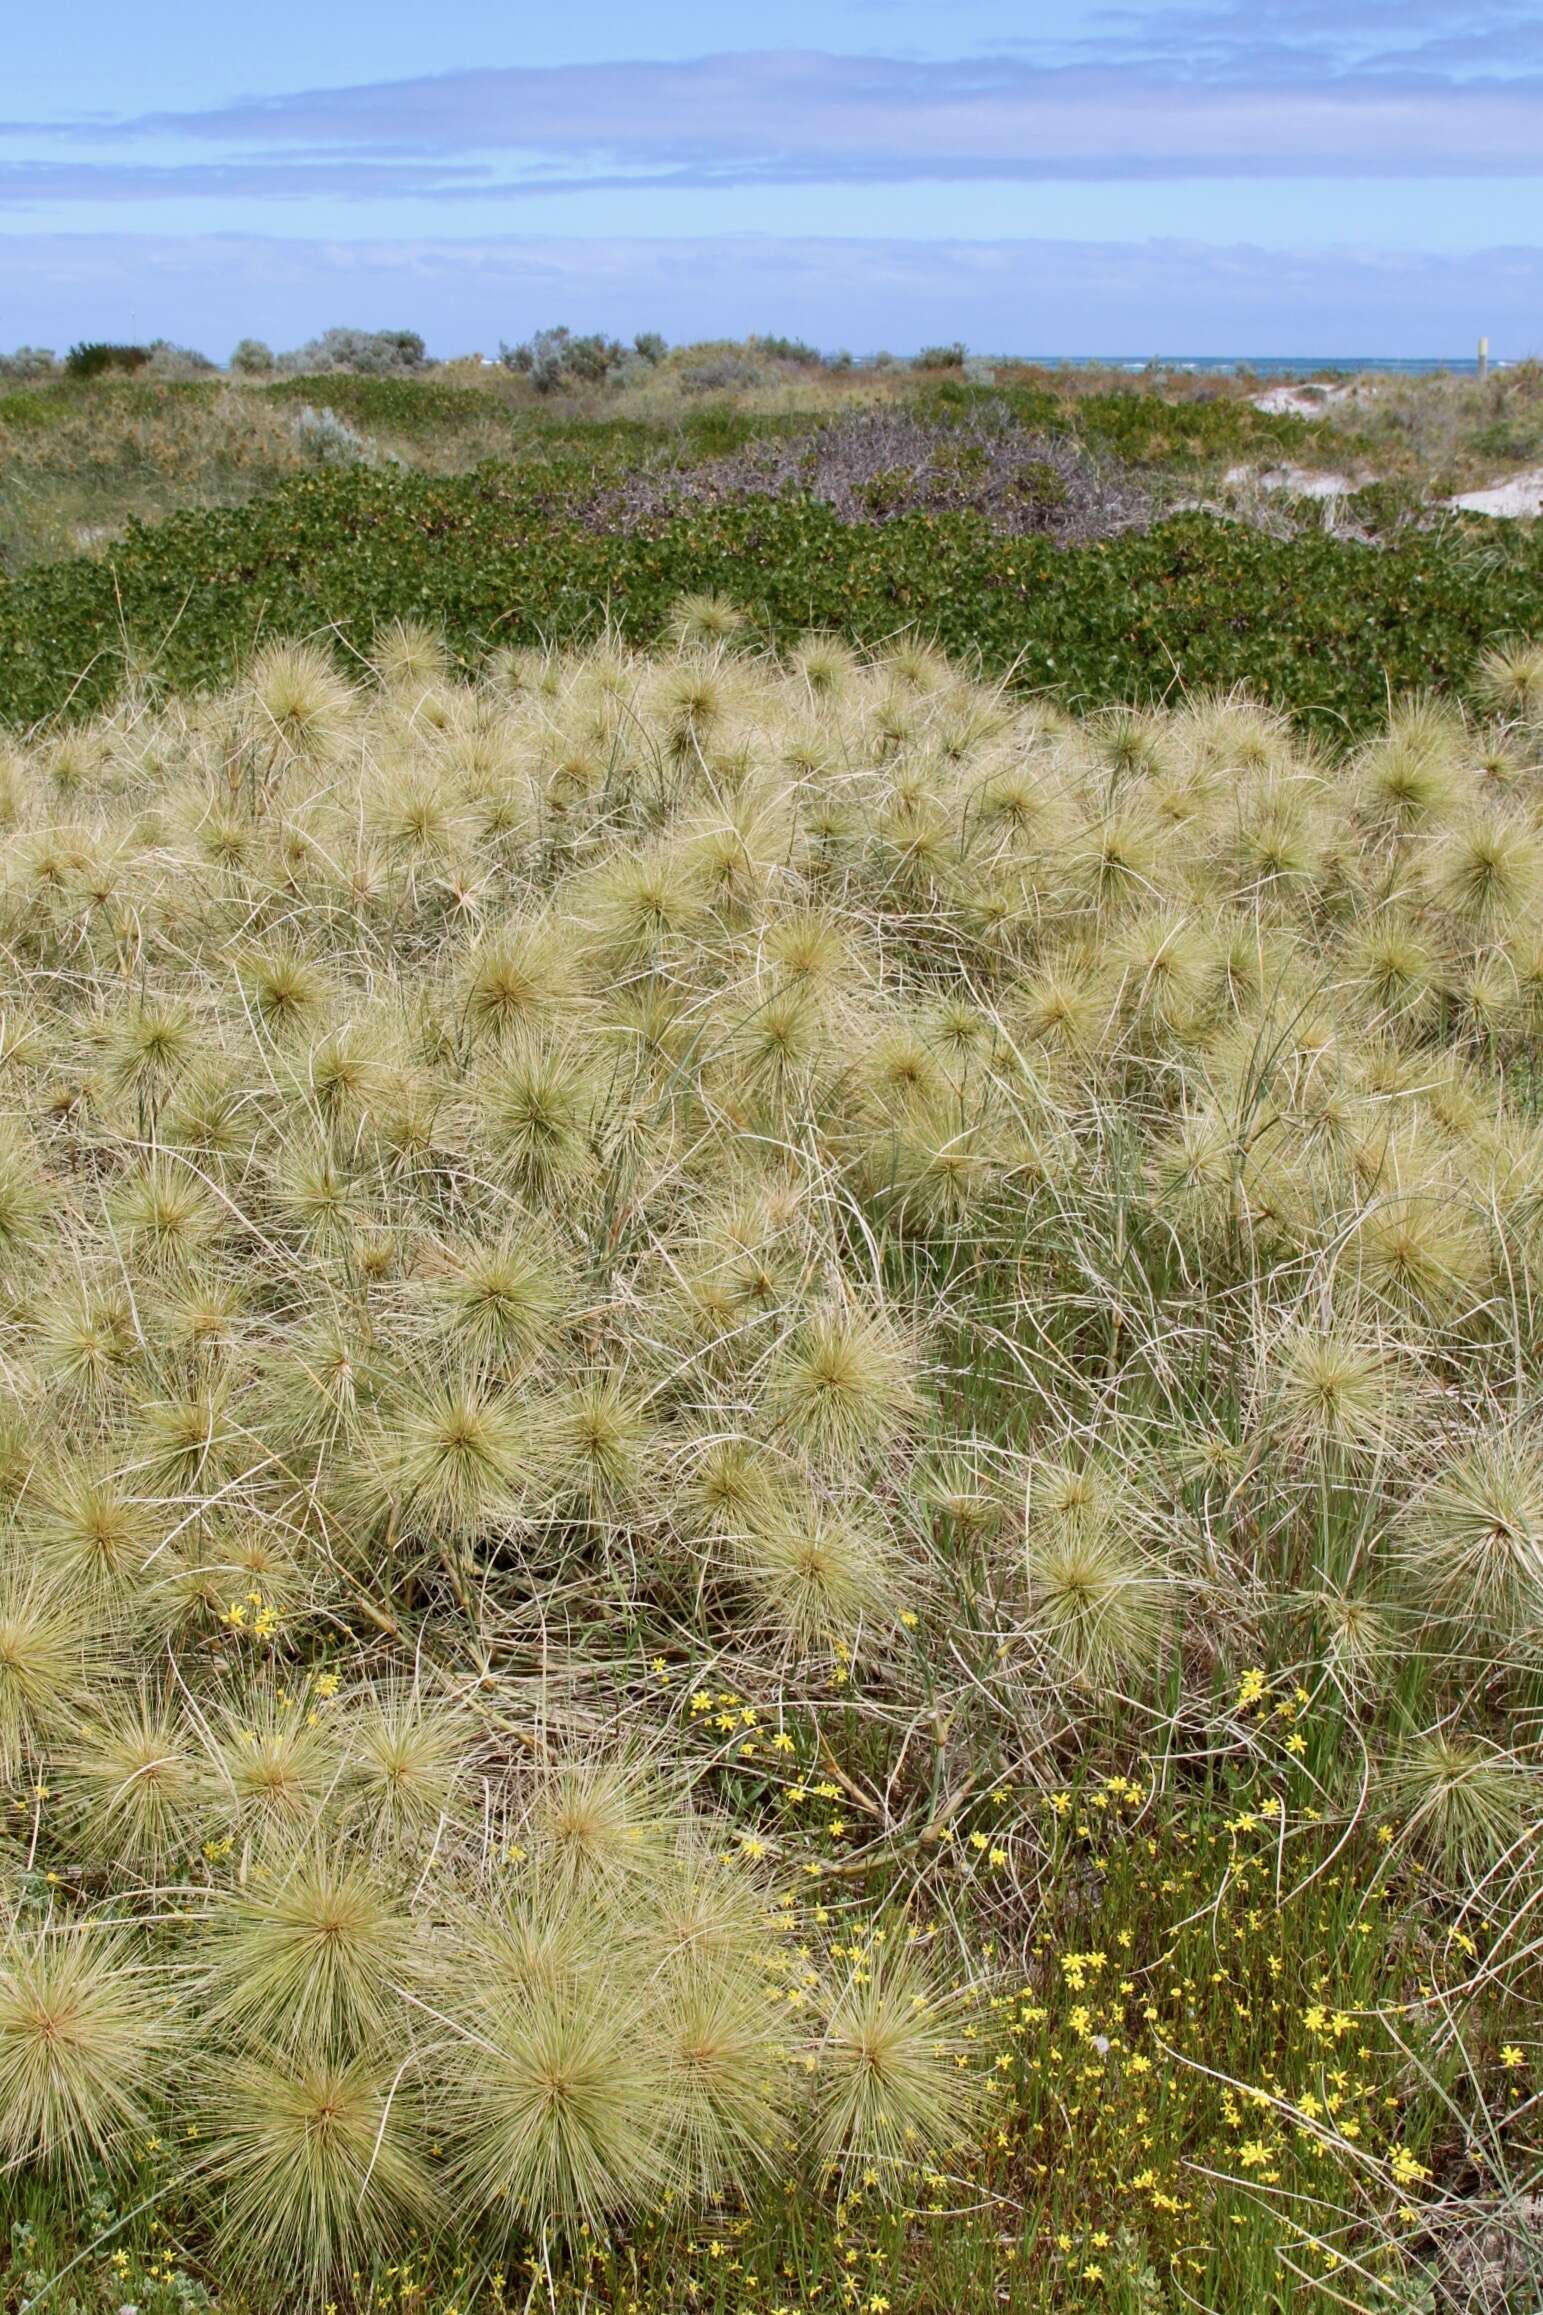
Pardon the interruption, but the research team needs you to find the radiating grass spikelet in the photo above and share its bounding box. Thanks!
[0,1926,167,2186]
[199,2047,430,2296]
[812,1939,984,2177]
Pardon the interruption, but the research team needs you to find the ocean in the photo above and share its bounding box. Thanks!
[996,356,1495,376]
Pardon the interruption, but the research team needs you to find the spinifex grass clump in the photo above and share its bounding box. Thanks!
[0,626,1540,2308]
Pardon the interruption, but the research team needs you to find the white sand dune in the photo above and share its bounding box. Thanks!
[1224,461,1357,498]
[1250,382,1361,418]
[1447,470,1543,518]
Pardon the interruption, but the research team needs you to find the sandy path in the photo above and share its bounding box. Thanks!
[1447,470,1543,518]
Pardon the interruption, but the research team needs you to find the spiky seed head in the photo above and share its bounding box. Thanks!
[266,1136,362,1254]
[1269,1321,1404,1464]
[133,1379,249,1495]
[200,2048,430,2296]
[812,1939,985,2176]
[359,1373,523,1545]
[208,1855,414,2056]
[541,1372,652,1517]
[1457,950,1523,1042]
[918,1453,1002,1536]
[1386,1731,1537,1880]
[675,1438,781,1539]
[462,922,580,1044]
[654,660,735,759]
[373,615,449,693]
[29,1462,155,1593]
[1067,801,1161,914]
[522,1760,668,1893]
[1355,699,1463,827]
[0,1927,167,2186]
[768,1304,920,1468]
[1011,956,1106,1059]
[886,639,951,694]
[1347,1188,1491,1327]
[788,631,858,698]
[0,1572,80,1779]
[61,1698,198,1867]
[296,1021,387,1128]
[1347,915,1439,1027]
[103,995,199,1102]
[1473,635,1543,723]
[450,1970,665,2239]
[1023,1513,1172,1686]
[161,1061,247,1165]
[666,592,746,649]
[108,1158,222,1273]
[237,938,332,1039]
[579,846,708,972]
[1402,1430,1543,1638]
[213,1695,337,1833]
[248,640,355,764]
[346,1690,468,1847]
[1430,814,1543,932]
[661,1960,789,2199]
[1227,784,1325,897]
[428,1230,567,1368]
[761,906,861,995]
[1309,1586,1395,1682]
[863,1091,1007,1235]
[477,1037,606,1197]
[737,1503,900,1651]
[855,1022,947,1112]
[730,987,823,1085]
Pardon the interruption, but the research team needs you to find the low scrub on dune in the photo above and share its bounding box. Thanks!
[3,463,1542,737]
[0,624,1541,2310]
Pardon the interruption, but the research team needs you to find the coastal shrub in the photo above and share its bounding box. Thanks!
[63,342,149,379]
[229,337,276,376]
[275,326,429,377]
[2,462,1540,731]
[499,326,630,390]
[0,348,57,383]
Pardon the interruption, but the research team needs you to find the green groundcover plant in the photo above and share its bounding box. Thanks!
[1,465,1540,733]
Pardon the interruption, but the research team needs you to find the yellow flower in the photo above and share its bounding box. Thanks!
[1501,2045,1524,2068]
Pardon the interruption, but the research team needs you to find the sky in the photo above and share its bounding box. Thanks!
[1,0,1540,357]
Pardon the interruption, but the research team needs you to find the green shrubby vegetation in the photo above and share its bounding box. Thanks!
[0,459,1538,732]
[0,621,1540,2310]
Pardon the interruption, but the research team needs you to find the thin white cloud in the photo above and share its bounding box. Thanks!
[1,50,1540,205]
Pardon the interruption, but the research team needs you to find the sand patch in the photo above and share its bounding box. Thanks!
[1447,469,1543,518]
[1225,462,1357,499]
[1250,381,1360,419]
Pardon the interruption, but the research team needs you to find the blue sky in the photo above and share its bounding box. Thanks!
[2,1,1539,355]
